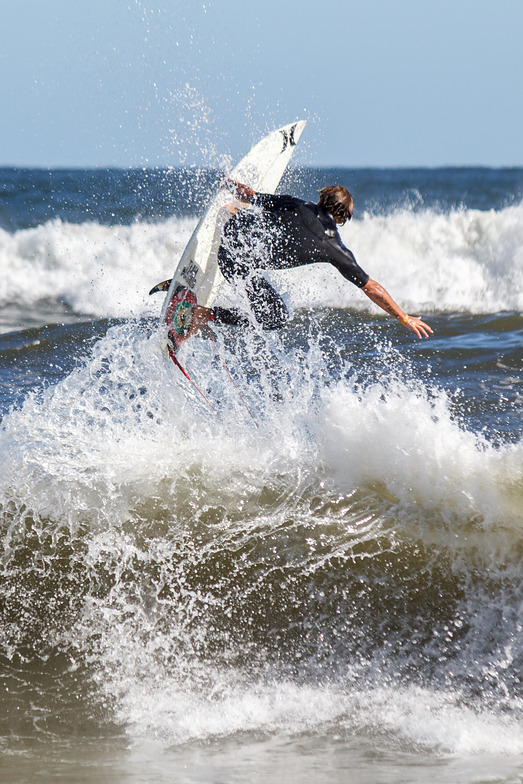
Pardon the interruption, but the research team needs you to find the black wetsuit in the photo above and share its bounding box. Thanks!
[214,193,369,330]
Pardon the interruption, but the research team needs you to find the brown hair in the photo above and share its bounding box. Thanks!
[317,185,353,224]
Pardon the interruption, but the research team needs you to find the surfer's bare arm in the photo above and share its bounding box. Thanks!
[362,278,433,339]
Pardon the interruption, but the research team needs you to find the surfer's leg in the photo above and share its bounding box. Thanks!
[217,241,288,330]
[212,306,250,327]
[245,275,289,330]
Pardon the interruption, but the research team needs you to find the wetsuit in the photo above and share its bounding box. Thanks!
[214,193,369,330]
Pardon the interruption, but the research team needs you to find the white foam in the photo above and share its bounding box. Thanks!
[0,216,196,319]
[317,378,523,535]
[351,685,523,755]
[98,655,523,755]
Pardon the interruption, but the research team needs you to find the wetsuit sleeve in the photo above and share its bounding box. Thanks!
[323,236,370,288]
[297,202,370,288]
[252,192,297,212]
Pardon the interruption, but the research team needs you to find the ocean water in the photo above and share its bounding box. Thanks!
[0,165,522,783]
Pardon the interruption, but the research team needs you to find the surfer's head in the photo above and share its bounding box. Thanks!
[318,185,353,225]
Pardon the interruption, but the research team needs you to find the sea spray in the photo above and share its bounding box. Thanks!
[1,315,522,754]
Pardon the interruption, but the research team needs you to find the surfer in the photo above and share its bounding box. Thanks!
[211,179,432,339]
[151,180,433,339]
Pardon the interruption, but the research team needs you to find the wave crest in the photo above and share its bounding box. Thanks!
[1,203,522,320]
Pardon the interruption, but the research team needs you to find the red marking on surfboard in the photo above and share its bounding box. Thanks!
[164,286,219,414]
[165,286,198,352]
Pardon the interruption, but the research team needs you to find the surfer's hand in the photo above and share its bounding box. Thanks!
[223,202,240,216]
[362,280,433,339]
[222,178,255,202]
[399,314,433,339]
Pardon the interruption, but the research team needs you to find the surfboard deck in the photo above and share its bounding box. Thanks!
[159,120,307,357]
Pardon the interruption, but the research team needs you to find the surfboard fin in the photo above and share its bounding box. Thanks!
[149,278,172,295]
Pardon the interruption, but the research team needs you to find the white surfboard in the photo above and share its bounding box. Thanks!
[159,121,306,354]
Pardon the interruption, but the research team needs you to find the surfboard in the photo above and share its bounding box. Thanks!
[158,120,307,357]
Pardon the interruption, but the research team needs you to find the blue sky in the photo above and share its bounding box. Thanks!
[2,0,522,168]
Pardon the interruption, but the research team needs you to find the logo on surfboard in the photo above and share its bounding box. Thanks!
[280,123,298,152]
[180,260,199,289]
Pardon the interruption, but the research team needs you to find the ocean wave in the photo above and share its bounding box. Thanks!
[1,320,522,752]
[0,216,196,319]
[1,203,522,319]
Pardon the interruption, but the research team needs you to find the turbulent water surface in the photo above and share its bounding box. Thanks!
[0,166,522,783]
